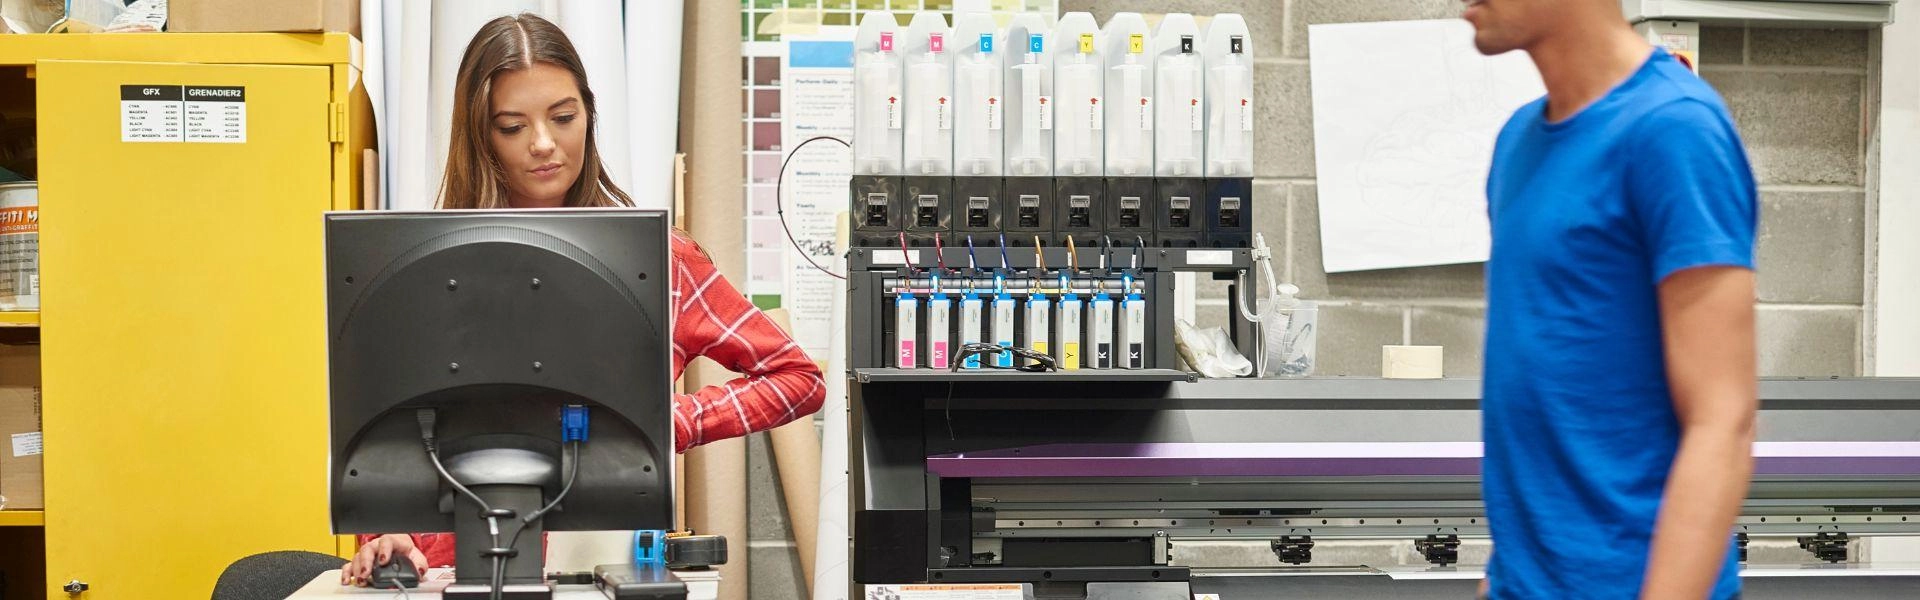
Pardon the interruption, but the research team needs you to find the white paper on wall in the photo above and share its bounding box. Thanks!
[1308,19,1544,273]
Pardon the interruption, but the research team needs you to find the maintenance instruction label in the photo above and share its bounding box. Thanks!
[863,584,1024,600]
[121,85,246,143]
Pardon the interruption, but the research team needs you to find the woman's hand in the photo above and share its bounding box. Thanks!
[340,534,429,586]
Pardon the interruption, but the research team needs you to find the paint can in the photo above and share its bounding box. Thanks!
[0,182,38,311]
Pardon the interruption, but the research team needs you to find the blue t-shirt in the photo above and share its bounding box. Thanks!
[1483,48,1755,600]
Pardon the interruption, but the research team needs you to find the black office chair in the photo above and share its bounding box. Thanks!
[211,550,346,600]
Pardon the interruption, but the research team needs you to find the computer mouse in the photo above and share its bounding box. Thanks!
[369,554,420,589]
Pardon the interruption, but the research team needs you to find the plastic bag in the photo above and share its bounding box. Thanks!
[1174,318,1253,378]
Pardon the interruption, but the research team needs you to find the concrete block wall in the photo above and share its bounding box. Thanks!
[1060,0,1873,378]
[744,4,1880,598]
[747,431,810,599]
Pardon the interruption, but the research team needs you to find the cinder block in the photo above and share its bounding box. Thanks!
[1194,301,1231,332]
[1059,0,1284,59]
[1287,184,1488,300]
[1749,28,1869,69]
[1194,273,1233,301]
[1254,179,1286,251]
[1315,303,1407,376]
[1699,26,1745,66]
[1287,0,1462,59]
[1255,61,1314,178]
[1756,307,1859,376]
[1702,70,1865,186]
[747,432,794,542]
[749,545,806,600]
[1409,306,1486,377]
[1756,191,1864,304]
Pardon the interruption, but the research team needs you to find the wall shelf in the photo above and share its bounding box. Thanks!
[1623,0,1896,28]
[0,312,39,327]
[0,510,43,527]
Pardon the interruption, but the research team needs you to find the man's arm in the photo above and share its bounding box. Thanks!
[1640,266,1758,600]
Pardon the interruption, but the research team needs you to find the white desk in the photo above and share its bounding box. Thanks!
[287,568,720,599]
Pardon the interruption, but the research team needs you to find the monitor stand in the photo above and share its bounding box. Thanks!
[445,483,553,600]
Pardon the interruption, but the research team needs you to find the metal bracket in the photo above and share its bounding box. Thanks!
[1737,532,1750,563]
[1797,531,1850,563]
[1154,531,1172,566]
[1415,534,1461,566]
[1271,535,1314,565]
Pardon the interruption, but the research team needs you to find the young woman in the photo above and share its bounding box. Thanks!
[342,13,825,585]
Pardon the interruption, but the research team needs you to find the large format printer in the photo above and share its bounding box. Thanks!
[845,247,1920,599]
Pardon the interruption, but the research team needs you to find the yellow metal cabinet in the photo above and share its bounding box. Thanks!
[7,34,371,597]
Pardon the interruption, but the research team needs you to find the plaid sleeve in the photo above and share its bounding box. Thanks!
[670,237,826,452]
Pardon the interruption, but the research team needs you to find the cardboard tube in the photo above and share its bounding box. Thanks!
[762,309,823,590]
[681,411,747,600]
[680,0,747,596]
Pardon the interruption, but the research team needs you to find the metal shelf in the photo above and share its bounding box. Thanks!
[853,368,1194,383]
[0,510,43,527]
[1622,0,1895,27]
[0,312,38,327]
[0,32,361,67]
[913,377,1920,411]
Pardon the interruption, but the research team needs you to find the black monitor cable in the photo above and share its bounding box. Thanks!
[417,409,510,600]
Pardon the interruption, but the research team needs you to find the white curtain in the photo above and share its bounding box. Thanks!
[373,0,681,212]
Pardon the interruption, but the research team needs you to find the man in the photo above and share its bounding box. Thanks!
[1463,0,1759,598]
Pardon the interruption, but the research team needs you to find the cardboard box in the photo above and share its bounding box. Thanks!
[168,0,359,36]
[0,344,40,510]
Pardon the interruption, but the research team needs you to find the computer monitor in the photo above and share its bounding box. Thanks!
[326,210,674,597]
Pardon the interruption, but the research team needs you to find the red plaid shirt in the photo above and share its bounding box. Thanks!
[364,231,826,567]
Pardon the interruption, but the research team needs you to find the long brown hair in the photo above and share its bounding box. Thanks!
[439,13,632,209]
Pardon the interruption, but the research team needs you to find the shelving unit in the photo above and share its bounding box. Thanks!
[0,510,43,527]
[0,312,39,327]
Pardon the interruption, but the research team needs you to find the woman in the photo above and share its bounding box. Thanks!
[342,13,825,585]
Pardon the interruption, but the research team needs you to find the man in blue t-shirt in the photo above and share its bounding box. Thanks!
[1464,1,1759,599]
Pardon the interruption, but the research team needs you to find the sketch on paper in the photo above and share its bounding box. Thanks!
[1308,19,1545,273]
